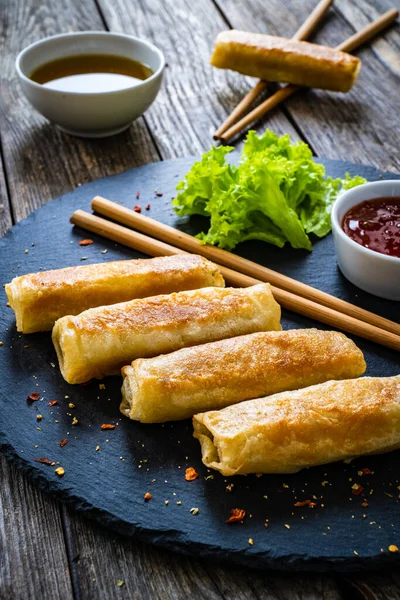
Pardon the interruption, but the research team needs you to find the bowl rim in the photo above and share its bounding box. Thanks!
[15,30,165,97]
[331,179,400,264]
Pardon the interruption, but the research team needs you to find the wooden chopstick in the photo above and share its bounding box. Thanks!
[70,208,400,352]
[214,0,333,139]
[91,196,400,338]
[219,8,399,142]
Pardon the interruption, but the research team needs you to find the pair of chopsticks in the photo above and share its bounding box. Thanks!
[70,199,400,352]
[214,6,399,141]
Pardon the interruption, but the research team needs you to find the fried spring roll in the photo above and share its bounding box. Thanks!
[52,283,281,384]
[211,30,361,92]
[5,254,225,333]
[120,329,366,423]
[193,376,400,476]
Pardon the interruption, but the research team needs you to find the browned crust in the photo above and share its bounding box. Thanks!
[193,376,400,475]
[121,329,366,422]
[5,254,224,333]
[211,30,361,92]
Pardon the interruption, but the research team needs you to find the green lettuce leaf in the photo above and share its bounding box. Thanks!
[173,130,366,251]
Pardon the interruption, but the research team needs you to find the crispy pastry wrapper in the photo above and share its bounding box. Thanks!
[120,329,365,423]
[53,283,281,384]
[211,30,361,92]
[193,376,400,476]
[5,254,224,333]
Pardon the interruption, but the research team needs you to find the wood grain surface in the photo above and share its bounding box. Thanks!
[1,0,399,598]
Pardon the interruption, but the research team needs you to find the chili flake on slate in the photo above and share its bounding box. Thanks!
[60,439,68,447]
[55,467,65,477]
[36,414,43,421]
[358,468,374,476]
[185,467,199,481]
[134,205,141,213]
[226,508,246,524]
[27,392,40,401]
[72,417,79,425]
[294,500,317,508]
[144,492,152,501]
[145,204,151,210]
[34,457,53,465]
[48,400,58,406]
[136,191,140,199]
[101,424,115,430]
[79,239,93,246]
[352,483,364,496]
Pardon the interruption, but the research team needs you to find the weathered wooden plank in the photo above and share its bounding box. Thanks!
[344,573,400,600]
[0,147,13,237]
[0,455,74,600]
[213,0,400,172]
[0,0,158,224]
[335,0,400,77]
[67,508,343,600]
[96,0,301,159]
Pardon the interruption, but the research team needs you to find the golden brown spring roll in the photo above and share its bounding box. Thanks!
[53,283,281,384]
[5,254,225,334]
[120,329,366,423]
[211,30,361,92]
[193,376,400,476]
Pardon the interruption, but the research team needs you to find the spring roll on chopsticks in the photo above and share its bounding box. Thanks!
[193,376,400,476]
[5,254,224,333]
[120,329,366,423]
[211,31,361,92]
[53,283,281,384]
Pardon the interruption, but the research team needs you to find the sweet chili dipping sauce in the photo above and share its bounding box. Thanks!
[342,197,400,258]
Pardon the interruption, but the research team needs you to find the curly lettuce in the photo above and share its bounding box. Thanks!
[173,130,366,251]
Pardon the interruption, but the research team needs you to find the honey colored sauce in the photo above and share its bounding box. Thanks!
[342,197,400,258]
[29,54,153,93]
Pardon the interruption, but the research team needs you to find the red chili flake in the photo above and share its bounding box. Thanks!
[145,204,151,210]
[60,439,68,447]
[48,400,58,406]
[134,205,141,213]
[352,483,365,496]
[34,457,53,465]
[226,508,246,524]
[79,239,93,246]
[156,192,163,197]
[308,502,317,508]
[27,392,40,401]
[144,492,152,501]
[23,345,29,349]
[185,467,199,481]
[294,500,312,507]
[361,501,369,507]
[101,424,115,430]
[136,191,140,199]
[361,468,373,475]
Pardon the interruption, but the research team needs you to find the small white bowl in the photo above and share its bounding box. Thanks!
[331,179,400,301]
[16,31,165,138]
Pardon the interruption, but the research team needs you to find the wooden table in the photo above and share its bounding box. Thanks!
[1,0,400,597]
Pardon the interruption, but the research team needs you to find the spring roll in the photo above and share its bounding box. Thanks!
[211,30,361,92]
[121,329,366,423]
[5,254,225,334]
[193,376,400,476]
[52,283,281,384]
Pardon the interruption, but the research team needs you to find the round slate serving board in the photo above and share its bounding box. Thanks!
[0,157,399,573]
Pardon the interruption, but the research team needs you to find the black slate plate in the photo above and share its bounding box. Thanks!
[0,157,399,573]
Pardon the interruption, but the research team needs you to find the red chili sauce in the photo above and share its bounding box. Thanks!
[342,197,400,258]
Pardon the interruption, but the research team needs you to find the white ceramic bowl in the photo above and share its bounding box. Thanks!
[331,179,400,301]
[16,31,165,138]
